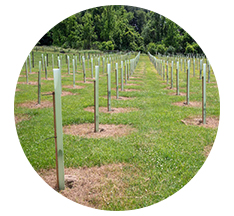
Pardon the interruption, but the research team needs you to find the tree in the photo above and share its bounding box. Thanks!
[82,12,97,49]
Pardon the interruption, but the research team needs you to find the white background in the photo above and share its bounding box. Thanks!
[0,0,233,215]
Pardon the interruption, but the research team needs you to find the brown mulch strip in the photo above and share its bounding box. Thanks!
[123,89,140,92]
[15,89,20,92]
[19,75,26,77]
[17,82,41,85]
[164,86,176,90]
[173,101,202,107]
[43,91,77,97]
[168,92,186,96]
[124,83,140,86]
[38,163,137,209]
[130,76,142,79]
[102,96,135,100]
[14,114,31,124]
[204,144,213,157]
[41,77,54,81]
[63,123,136,138]
[63,85,85,89]
[84,106,138,114]
[76,81,94,84]
[181,116,219,128]
[17,101,53,109]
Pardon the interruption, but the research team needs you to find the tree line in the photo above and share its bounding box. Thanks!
[38,5,203,55]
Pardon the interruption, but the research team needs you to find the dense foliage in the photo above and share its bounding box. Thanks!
[38,5,203,54]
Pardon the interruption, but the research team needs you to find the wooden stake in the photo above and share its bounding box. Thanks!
[107,64,111,111]
[52,91,59,189]
[121,61,124,91]
[52,54,54,70]
[53,68,65,190]
[202,64,206,124]
[171,61,173,89]
[25,59,28,84]
[32,51,34,68]
[186,60,190,105]
[67,56,70,74]
[73,59,75,87]
[29,54,32,74]
[82,56,86,83]
[91,58,93,79]
[38,61,41,104]
[94,66,99,132]
[176,61,179,95]
[116,63,119,99]
[45,56,47,79]
[166,61,169,84]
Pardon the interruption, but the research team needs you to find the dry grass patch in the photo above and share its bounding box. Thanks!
[17,81,41,85]
[124,83,140,86]
[42,77,54,81]
[168,92,186,96]
[84,106,139,114]
[102,96,135,100]
[63,85,85,89]
[164,86,176,90]
[43,91,77,97]
[181,116,219,128]
[204,143,213,158]
[173,101,202,107]
[17,101,53,109]
[38,163,137,209]
[63,123,136,138]
[76,81,94,84]
[14,114,31,124]
[123,89,140,92]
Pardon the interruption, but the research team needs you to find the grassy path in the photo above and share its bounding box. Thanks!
[15,54,219,210]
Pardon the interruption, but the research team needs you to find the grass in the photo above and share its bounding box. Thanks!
[15,52,219,210]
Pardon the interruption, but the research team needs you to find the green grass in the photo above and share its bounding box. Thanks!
[15,53,219,210]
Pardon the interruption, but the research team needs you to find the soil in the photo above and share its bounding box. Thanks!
[63,85,85,89]
[168,92,186,96]
[102,96,135,100]
[43,91,77,97]
[14,114,30,124]
[17,100,53,109]
[41,77,54,81]
[172,101,202,107]
[122,89,140,92]
[38,163,136,209]
[17,82,41,85]
[76,81,94,84]
[181,116,219,128]
[164,86,176,90]
[63,123,136,138]
[84,106,138,114]
[130,76,142,79]
[204,144,213,157]
[15,89,20,92]
[124,83,140,86]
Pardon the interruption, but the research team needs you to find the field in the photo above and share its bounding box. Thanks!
[14,51,219,210]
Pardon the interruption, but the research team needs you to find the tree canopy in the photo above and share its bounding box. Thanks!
[38,5,203,55]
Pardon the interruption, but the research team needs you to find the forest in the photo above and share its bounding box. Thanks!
[38,5,203,55]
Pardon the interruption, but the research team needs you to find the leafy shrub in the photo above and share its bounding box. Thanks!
[185,43,195,54]
[156,44,166,55]
[147,42,157,55]
[101,41,115,51]
[166,46,176,54]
